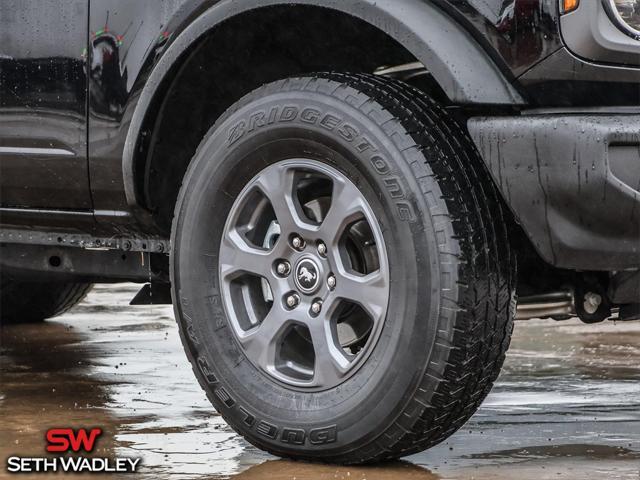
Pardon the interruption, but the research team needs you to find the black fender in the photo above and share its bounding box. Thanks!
[122,0,525,207]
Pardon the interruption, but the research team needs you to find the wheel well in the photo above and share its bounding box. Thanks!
[135,5,447,234]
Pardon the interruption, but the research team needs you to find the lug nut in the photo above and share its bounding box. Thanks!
[291,235,305,251]
[311,300,323,315]
[276,261,291,277]
[327,274,336,290]
[285,293,300,309]
[317,241,327,257]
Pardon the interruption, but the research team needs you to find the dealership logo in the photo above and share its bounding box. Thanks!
[46,428,102,452]
[6,428,140,474]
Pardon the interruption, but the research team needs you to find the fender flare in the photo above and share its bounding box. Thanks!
[123,0,525,206]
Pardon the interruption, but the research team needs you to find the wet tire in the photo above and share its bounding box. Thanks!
[0,281,93,324]
[171,73,516,463]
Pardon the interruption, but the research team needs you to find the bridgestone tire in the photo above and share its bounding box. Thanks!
[171,73,516,464]
[0,281,93,324]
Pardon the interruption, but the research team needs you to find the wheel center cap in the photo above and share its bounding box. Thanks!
[294,258,321,294]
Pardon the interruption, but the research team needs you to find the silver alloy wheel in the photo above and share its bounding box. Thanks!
[219,159,390,390]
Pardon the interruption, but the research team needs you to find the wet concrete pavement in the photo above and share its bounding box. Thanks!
[1,284,639,479]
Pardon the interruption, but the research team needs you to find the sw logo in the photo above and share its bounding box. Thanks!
[46,428,102,453]
[6,427,140,474]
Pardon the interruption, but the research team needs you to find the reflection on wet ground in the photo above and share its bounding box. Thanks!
[1,284,639,479]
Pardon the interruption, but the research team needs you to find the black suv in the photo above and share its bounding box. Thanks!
[1,0,639,464]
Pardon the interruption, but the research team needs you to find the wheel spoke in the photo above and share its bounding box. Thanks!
[335,270,389,322]
[219,229,273,279]
[307,311,350,387]
[236,306,286,369]
[320,177,366,244]
[253,164,314,233]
